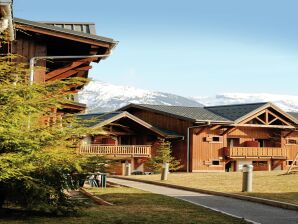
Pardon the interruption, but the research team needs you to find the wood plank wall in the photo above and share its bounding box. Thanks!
[281,131,298,165]
[191,126,298,171]
[191,128,226,172]
[11,33,47,83]
[131,110,193,171]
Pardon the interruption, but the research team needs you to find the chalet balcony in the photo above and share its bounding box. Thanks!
[226,147,287,159]
[78,144,151,158]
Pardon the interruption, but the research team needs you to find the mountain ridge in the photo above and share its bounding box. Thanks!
[78,80,298,113]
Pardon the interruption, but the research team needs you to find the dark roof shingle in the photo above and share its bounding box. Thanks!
[205,102,268,121]
[78,112,122,127]
[126,104,230,122]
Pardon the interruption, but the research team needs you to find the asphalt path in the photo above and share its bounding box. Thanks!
[109,177,298,224]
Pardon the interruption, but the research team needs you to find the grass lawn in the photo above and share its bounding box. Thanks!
[127,171,298,205]
[0,187,247,224]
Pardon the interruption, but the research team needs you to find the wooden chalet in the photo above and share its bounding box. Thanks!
[1,17,117,114]
[77,111,183,174]
[78,102,298,173]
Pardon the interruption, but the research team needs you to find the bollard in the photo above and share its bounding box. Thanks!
[242,164,253,192]
[100,174,107,188]
[125,163,131,176]
[161,162,169,181]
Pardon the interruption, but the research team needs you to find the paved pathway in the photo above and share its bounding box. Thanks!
[109,178,298,224]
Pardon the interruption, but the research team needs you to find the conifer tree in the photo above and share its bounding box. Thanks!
[146,138,182,172]
[0,55,105,213]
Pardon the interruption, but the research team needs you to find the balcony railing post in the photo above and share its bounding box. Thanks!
[78,144,152,157]
[228,147,286,158]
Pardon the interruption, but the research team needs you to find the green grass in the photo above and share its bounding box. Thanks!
[0,187,247,224]
[127,171,298,205]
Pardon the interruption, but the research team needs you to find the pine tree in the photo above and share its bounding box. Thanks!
[0,55,106,213]
[146,138,182,172]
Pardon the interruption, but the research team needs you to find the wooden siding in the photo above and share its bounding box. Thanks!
[125,108,298,172]
[129,110,192,171]
[190,128,225,172]
[11,33,47,83]
[190,126,298,172]
[282,130,298,166]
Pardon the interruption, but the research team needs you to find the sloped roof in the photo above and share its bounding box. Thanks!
[78,112,121,127]
[78,111,183,138]
[119,104,230,123]
[205,102,268,121]
[14,17,117,46]
[119,102,298,125]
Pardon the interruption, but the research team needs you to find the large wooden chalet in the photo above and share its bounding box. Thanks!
[1,16,117,114]
[78,102,298,173]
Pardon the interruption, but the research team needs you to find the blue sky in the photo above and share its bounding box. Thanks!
[15,0,298,97]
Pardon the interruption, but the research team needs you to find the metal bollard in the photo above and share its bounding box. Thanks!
[242,164,253,192]
[125,163,131,176]
[100,174,107,188]
[161,162,169,181]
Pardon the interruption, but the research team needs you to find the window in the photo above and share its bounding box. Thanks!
[212,160,220,165]
[212,136,220,142]
[286,160,296,166]
[286,139,297,145]
[205,135,223,143]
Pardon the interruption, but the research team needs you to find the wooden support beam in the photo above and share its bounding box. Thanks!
[47,69,78,81]
[255,116,266,125]
[233,124,295,129]
[75,65,92,71]
[45,60,85,81]
[193,127,207,135]
[210,125,222,130]
[240,109,266,124]
[283,130,296,138]
[267,110,293,127]
[265,110,269,125]
[221,127,236,136]
[268,117,278,125]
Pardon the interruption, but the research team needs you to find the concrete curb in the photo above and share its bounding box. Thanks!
[79,188,113,206]
[111,176,298,211]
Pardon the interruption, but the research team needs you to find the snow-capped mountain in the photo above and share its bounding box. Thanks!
[78,80,203,113]
[193,93,298,112]
[78,80,298,113]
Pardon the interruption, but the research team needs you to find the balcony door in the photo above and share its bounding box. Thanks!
[227,138,240,148]
[256,139,266,147]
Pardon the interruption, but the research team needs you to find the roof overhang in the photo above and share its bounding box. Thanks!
[92,111,182,139]
[14,17,117,49]
[234,102,298,125]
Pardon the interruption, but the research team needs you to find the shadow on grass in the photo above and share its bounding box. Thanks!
[0,208,54,219]
[0,191,249,224]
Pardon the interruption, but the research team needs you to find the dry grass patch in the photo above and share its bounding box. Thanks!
[128,171,298,204]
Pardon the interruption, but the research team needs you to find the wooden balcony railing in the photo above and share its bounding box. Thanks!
[78,144,151,157]
[226,147,287,158]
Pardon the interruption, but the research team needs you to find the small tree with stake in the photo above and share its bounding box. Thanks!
[146,138,182,175]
